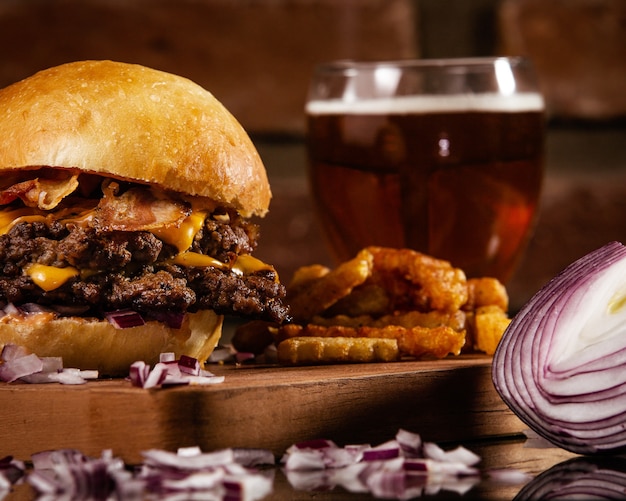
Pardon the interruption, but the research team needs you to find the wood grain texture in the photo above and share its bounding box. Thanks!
[1,355,525,464]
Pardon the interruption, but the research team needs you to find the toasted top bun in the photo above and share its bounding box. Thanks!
[0,309,223,376]
[0,60,270,217]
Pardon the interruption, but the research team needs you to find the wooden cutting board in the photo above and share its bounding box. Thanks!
[1,355,525,464]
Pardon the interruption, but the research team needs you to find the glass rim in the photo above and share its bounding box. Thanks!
[313,56,531,74]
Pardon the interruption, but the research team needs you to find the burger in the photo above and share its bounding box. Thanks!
[0,60,288,375]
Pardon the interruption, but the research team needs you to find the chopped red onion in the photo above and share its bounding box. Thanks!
[104,309,146,329]
[142,448,236,470]
[128,354,225,389]
[0,455,25,490]
[423,442,481,467]
[1,343,29,362]
[20,369,93,385]
[396,428,423,457]
[129,360,150,387]
[0,344,99,384]
[2,303,20,316]
[27,449,123,498]
[142,362,169,389]
[487,468,533,485]
[159,352,176,363]
[280,429,492,498]
[178,354,200,375]
[24,445,274,500]
[12,429,536,500]
[282,449,326,471]
[293,439,338,450]
[39,357,64,373]
[0,353,43,382]
[232,448,276,468]
[138,446,273,500]
[362,445,400,462]
[493,241,626,454]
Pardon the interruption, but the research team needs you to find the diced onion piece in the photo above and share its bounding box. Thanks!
[0,455,25,489]
[178,354,200,375]
[0,343,29,362]
[0,353,43,382]
[159,352,176,363]
[362,446,400,461]
[142,363,169,389]
[492,241,626,454]
[280,430,492,497]
[0,344,97,385]
[105,309,145,329]
[128,354,225,389]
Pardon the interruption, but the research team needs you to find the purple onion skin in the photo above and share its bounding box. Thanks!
[514,456,626,500]
[492,241,626,455]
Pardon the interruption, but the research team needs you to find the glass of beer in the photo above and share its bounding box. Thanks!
[305,57,545,283]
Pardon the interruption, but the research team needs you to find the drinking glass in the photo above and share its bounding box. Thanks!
[305,57,545,283]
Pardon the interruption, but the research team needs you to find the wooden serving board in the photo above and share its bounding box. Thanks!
[1,355,525,464]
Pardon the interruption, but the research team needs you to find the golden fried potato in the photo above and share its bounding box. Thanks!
[287,248,374,322]
[469,305,511,355]
[465,277,509,312]
[277,336,399,365]
[239,246,511,365]
[275,322,465,359]
[310,310,466,333]
[366,246,468,313]
[325,283,390,317]
[288,264,330,292]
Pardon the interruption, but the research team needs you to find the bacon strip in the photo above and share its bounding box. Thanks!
[94,182,190,232]
[0,173,79,210]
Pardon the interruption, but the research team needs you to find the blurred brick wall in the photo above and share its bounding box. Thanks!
[498,0,626,121]
[1,0,625,309]
[0,0,419,136]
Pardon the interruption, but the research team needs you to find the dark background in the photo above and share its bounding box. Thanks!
[0,0,624,311]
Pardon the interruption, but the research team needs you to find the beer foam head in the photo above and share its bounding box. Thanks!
[306,92,545,115]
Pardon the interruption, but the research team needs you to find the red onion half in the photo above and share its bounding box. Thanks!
[493,241,626,454]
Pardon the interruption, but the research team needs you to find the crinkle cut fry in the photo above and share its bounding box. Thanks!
[277,336,400,365]
[309,310,467,332]
[287,248,373,322]
[275,322,465,359]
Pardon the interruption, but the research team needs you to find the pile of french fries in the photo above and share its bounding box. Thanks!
[233,246,511,365]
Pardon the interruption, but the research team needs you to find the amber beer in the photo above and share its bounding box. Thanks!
[306,93,544,283]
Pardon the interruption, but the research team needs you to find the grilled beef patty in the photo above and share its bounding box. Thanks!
[0,209,288,323]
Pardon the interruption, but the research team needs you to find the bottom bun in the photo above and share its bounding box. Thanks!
[0,310,223,377]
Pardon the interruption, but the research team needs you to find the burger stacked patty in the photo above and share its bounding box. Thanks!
[0,211,289,323]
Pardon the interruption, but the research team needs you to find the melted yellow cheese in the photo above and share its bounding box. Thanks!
[171,252,228,269]
[171,252,277,280]
[0,209,46,235]
[2,205,275,287]
[152,211,207,253]
[232,254,276,276]
[25,264,79,292]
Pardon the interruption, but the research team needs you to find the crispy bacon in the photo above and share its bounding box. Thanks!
[0,172,79,210]
[94,181,190,232]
